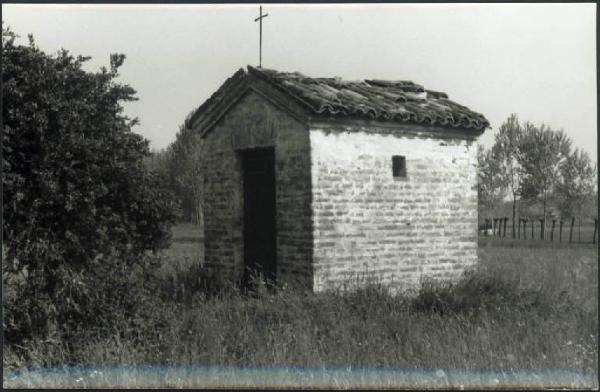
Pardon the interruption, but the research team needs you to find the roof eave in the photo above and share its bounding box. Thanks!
[309,112,489,137]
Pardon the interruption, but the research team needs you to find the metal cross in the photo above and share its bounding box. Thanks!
[254,6,268,68]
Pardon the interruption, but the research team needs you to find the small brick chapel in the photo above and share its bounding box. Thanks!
[186,65,489,292]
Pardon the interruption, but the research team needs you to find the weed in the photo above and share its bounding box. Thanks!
[4,226,597,376]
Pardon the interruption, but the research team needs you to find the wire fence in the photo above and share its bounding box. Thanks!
[479,216,598,244]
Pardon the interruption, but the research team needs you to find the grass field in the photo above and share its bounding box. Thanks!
[4,224,598,388]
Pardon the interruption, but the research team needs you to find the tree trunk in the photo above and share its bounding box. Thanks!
[569,217,575,243]
[559,220,563,242]
[542,197,547,240]
[512,195,517,238]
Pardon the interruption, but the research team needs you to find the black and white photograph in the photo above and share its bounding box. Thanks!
[2,2,598,389]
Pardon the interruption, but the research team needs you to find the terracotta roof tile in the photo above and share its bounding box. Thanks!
[187,66,490,133]
[248,66,489,131]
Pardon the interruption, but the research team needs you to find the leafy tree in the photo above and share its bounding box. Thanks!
[491,114,523,237]
[518,122,571,238]
[143,148,170,175]
[2,27,178,344]
[164,122,205,225]
[477,145,507,219]
[556,148,596,218]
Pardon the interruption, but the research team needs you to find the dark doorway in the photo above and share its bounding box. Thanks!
[241,147,277,290]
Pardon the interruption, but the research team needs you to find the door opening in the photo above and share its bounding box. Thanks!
[241,147,276,290]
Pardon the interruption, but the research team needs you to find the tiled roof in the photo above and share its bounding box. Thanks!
[188,66,489,132]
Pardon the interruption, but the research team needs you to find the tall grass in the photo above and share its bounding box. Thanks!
[4,229,597,380]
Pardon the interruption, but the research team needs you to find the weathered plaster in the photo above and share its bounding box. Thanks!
[309,126,478,292]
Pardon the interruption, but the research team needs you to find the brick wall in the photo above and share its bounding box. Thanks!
[201,90,313,287]
[309,123,479,293]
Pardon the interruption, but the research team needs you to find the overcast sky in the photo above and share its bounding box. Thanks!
[3,3,597,159]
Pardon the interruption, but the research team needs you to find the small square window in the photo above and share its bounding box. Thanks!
[392,155,406,178]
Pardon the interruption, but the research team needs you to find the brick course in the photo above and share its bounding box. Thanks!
[309,124,478,292]
[201,90,313,287]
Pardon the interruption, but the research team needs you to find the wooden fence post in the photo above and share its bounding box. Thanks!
[594,218,598,244]
[569,217,575,243]
[523,219,527,240]
[550,219,556,241]
[503,217,508,238]
[517,218,521,239]
[559,220,563,242]
[539,219,544,240]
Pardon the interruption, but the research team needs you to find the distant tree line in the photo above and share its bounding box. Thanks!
[144,115,204,225]
[477,114,597,238]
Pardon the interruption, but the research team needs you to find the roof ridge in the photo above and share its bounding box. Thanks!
[247,65,323,113]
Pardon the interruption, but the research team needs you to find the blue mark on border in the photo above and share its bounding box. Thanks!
[4,364,598,388]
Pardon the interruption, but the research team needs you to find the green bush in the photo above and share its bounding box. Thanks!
[2,27,178,349]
